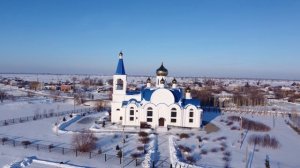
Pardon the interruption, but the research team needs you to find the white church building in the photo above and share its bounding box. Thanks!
[111,52,203,128]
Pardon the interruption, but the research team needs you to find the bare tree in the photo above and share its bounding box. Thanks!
[72,131,98,152]
[29,81,40,91]
[74,93,85,105]
[0,90,6,103]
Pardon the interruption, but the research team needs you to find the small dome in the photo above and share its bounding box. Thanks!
[160,78,165,84]
[118,51,123,59]
[186,86,191,93]
[146,77,151,83]
[172,78,177,84]
[156,63,168,76]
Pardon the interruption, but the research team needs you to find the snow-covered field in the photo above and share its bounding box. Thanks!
[1,74,300,168]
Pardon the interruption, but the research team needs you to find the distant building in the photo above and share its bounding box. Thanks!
[110,52,203,128]
[61,84,73,92]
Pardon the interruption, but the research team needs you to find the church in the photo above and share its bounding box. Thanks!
[111,52,203,128]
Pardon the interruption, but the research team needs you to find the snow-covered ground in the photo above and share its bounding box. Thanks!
[1,74,300,167]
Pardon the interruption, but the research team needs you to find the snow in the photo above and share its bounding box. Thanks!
[169,135,201,168]
[1,74,300,167]
[142,134,157,168]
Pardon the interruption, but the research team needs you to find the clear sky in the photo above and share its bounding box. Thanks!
[0,0,299,80]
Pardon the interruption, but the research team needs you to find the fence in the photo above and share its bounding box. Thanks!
[203,106,293,117]
[0,136,175,168]
[0,107,95,127]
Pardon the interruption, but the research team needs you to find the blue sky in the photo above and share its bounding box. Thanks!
[0,0,299,80]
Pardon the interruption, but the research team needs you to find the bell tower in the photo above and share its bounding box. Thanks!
[111,51,127,123]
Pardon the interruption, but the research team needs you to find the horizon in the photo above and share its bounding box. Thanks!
[0,0,300,80]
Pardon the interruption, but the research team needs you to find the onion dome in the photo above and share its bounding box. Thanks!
[156,63,168,76]
[172,78,177,84]
[146,77,151,83]
[186,86,191,93]
[119,51,123,58]
[160,78,165,84]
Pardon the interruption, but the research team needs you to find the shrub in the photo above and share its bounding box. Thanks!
[137,146,144,151]
[224,151,231,157]
[139,137,150,144]
[131,153,142,159]
[242,119,270,132]
[196,136,202,142]
[231,126,239,130]
[1,137,8,145]
[202,137,209,141]
[228,116,241,122]
[138,131,149,137]
[72,131,98,152]
[98,148,102,154]
[213,136,227,142]
[228,115,270,132]
[1,137,8,143]
[201,149,208,155]
[48,144,54,149]
[178,145,192,153]
[179,133,190,139]
[21,141,31,148]
[117,150,122,158]
[222,156,230,162]
[220,142,227,148]
[210,148,218,153]
[248,134,280,149]
[226,121,233,126]
[113,134,118,139]
[186,156,195,163]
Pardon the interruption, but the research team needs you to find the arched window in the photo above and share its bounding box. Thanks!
[147,107,153,122]
[170,108,177,123]
[189,109,194,123]
[189,109,194,117]
[116,79,124,90]
[129,107,134,121]
[130,107,134,115]
[147,107,153,117]
[171,108,177,117]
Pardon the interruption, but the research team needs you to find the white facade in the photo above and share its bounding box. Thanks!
[111,52,202,128]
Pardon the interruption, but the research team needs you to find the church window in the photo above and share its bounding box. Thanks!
[171,108,177,117]
[171,112,176,117]
[170,108,177,123]
[116,79,124,90]
[120,116,123,120]
[147,107,153,117]
[147,107,153,122]
[117,109,120,111]
[130,107,134,115]
[130,117,134,121]
[189,119,193,123]
[189,112,194,117]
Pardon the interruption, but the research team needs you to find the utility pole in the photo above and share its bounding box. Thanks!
[73,94,76,112]
[240,116,243,149]
[122,126,125,168]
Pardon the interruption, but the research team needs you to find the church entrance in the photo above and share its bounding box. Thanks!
[159,118,165,127]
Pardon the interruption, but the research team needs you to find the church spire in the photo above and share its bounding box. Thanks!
[115,51,126,75]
